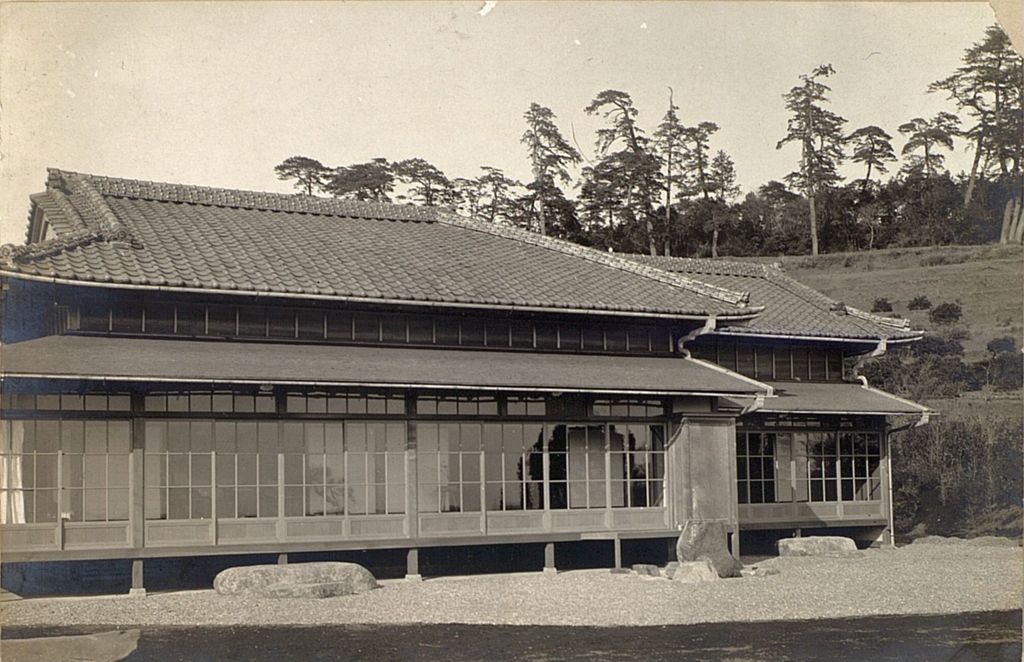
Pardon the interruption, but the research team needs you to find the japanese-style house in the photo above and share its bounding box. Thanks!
[0,170,931,589]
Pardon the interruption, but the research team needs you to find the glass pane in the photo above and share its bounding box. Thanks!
[192,491,212,519]
[111,302,143,332]
[626,326,650,353]
[259,487,278,517]
[582,326,604,351]
[237,454,257,485]
[559,324,581,350]
[108,455,130,488]
[167,421,189,452]
[108,488,129,520]
[174,304,204,336]
[60,421,84,454]
[167,487,190,519]
[535,323,558,349]
[298,310,326,340]
[217,487,236,518]
[436,318,459,345]
[327,312,353,341]
[284,486,305,517]
[408,316,433,344]
[238,307,266,337]
[237,487,257,517]
[302,394,325,415]
[605,326,627,352]
[461,318,484,346]
[216,454,235,486]
[192,454,212,486]
[145,488,166,519]
[208,306,237,337]
[257,423,278,453]
[353,314,380,342]
[168,454,189,486]
[736,345,755,377]
[510,321,533,348]
[145,305,174,334]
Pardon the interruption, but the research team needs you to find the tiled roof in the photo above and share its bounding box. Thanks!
[0,170,759,319]
[624,254,921,341]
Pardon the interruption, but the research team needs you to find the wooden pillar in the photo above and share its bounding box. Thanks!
[277,553,288,565]
[613,537,622,569]
[543,542,556,574]
[130,394,146,550]
[406,548,422,582]
[129,559,145,597]
[405,394,419,541]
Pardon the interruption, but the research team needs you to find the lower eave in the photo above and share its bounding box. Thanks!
[0,334,768,397]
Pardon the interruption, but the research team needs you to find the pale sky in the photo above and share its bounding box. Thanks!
[0,1,998,244]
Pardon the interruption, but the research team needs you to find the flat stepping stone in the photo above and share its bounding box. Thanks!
[214,562,376,597]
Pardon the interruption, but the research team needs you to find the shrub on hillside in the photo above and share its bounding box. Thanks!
[871,298,893,313]
[986,336,1018,355]
[989,352,1023,391]
[907,295,932,310]
[929,302,963,325]
[911,334,964,357]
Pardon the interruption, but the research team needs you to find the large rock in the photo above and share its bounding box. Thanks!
[213,562,376,598]
[676,521,743,578]
[671,560,719,583]
[777,536,858,557]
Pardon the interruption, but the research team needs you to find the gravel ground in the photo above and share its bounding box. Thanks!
[2,545,1020,627]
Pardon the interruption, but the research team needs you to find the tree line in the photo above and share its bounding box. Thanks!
[275,24,1023,257]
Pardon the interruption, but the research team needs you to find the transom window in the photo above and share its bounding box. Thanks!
[691,341,845,382]
[593,398,666,418]
[65,296,676,356]
[1,393,131,412]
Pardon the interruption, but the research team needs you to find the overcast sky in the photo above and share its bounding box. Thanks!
[0,1,998,244]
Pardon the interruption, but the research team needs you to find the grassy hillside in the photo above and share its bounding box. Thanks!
[743,244,1023,363]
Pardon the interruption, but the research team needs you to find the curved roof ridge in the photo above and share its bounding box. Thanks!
[48,168,442,223]
[0,227,106,266]
[63,174,136,243]
[433,212,755,308]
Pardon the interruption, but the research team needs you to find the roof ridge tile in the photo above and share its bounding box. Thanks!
[50,169,441,223]
[433,213,754,308]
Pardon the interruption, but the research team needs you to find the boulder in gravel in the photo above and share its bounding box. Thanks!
[632,563,661,577]
[676,520,743,578]
[753,565,780,577]
[213,562,376,598]
[671,560,719,583]
[777,536,857,557]
[662,561,680,579]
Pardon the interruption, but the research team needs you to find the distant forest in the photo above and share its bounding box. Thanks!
[275,25,1024,257]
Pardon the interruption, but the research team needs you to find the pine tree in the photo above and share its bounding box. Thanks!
[274,156,329,195]
[521,103,582,235]
[584,90,661,255]
[777,64,847,255]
